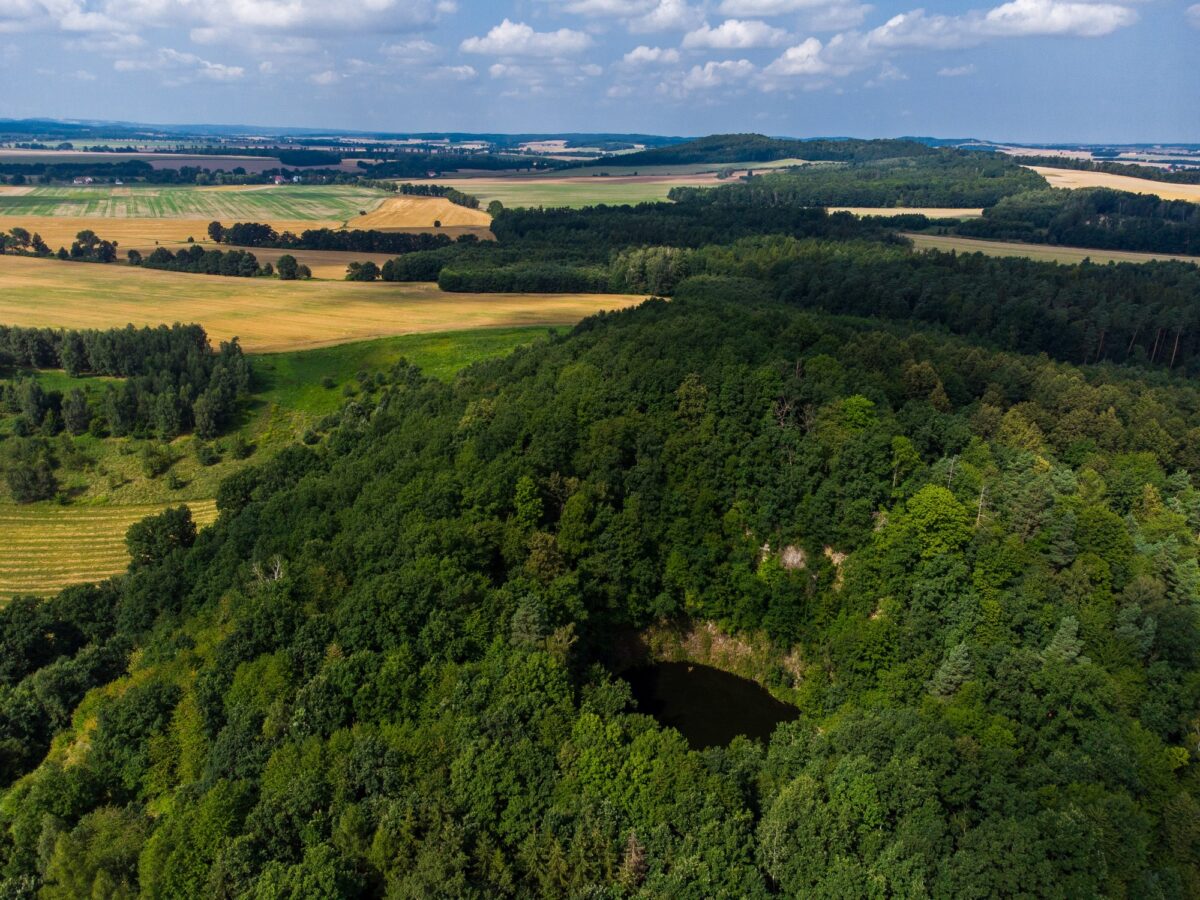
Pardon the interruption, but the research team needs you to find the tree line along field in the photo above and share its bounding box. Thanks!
[0,255,639,351]
[0,327,550,599]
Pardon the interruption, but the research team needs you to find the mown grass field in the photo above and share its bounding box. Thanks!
[906,232,1200,265]
[417,160,813,208]
[0,500,218,598]
[832,207,983,218]
[443,179,698,208]
[0,328,549,598]
[0,184,390,220]
[0,255,643,351]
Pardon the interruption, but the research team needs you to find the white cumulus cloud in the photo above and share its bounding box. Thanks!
[764,0,1138,87]
[628,0,705,32]
[682,19,789,48]
[680,57,756,89]
[764,36,835,74]
[621,44,681,64]
[719,0,842,12]
[115,46,243,82]
[461,19,593,56]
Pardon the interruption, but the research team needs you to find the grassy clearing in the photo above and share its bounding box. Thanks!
[0,184,390,221]
[906,232,1200,265]
[831,207,983,218]
[0,255,644,352]
[451,180,699,208]
[549,158,813,177]
[0,327,547,597]
[0,500,217,598]
[1026,166,1200,203]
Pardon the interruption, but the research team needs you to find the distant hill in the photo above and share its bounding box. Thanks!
[603,133,936,167]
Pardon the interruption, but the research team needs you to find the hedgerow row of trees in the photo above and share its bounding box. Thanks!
[131,245,265,277]
[207,220,465,254]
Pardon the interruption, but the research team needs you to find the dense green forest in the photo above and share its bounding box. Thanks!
[668,152,1047,208]
[2,275,1199,895]
[603,133,936,167]
[3,133,1200,897]
[956,189,1200,255]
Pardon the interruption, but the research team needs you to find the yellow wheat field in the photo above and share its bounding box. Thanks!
[0,500,218,598]
[1027,167,1200,203]
[0,254,646,352]
[353,196,493,229]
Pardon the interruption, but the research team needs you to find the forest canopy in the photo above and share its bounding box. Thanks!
[1,282,1198,896]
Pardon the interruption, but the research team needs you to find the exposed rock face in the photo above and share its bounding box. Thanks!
[780,545,807,570]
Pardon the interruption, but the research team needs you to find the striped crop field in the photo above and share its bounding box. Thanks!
[0,184,390,221]
[0,499,218,599]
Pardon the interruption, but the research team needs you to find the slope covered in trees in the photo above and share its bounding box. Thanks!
[1,281,1198,896]
[605,133,935,167]
[956,188,1200,255]
[669,151,1047,208]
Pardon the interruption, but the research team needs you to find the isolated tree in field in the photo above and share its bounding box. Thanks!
[207,221,224,243]
[276,254,299,280]
[345,261,380,282]
[125,506,196,568]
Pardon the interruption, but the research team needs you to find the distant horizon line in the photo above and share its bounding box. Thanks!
[3,117,1200,149]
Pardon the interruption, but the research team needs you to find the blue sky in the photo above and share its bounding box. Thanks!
[2,0,1197,141]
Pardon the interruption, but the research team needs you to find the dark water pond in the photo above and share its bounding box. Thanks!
[622,662,799,750]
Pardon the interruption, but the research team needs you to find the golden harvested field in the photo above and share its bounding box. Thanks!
[0,500,217,599]
[1027,166,1200,203]
[0,215,334,250]
[905,232,1200,265]
[830,207,983,218]
[0,255,646,352]
[354,196,493,229]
